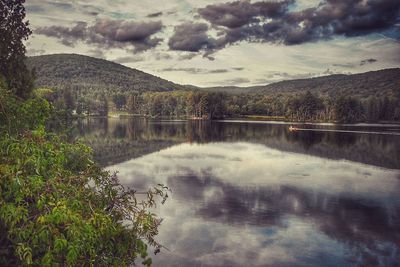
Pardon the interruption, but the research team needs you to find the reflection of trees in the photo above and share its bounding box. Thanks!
[167,171,400,266]
[325,131,357,147]
[72,118,400,169]
[286,130,325,150]
[72,118,187,166]
[113,124,126,138]
[198,122,399,169]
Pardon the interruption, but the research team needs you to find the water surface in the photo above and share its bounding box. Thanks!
[74,118,400,267]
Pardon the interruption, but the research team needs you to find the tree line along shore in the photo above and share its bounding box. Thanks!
[38,87,400,123]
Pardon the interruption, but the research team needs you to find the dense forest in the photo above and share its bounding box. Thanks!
[41,88,400,123]
[133,90,400,122]
[26,54,186,95]
[28,54,400,123]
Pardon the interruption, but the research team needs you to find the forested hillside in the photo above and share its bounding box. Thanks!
[27,54,186,95]
[200,69,400,98]
[254,69,400,98]
[27,54,400,122]
[29,54,400,99]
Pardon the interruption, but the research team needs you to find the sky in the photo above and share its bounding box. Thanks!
[25,0,400,87]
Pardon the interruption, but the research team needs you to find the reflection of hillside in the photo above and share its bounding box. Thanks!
[84,137,179,166]
[185,122,400,169]
[73,118,187,166]
[214,123,400,170]
[73,118,400,169]
[167,171,400,266]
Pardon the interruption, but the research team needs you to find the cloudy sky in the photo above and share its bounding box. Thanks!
[25,0,400,87]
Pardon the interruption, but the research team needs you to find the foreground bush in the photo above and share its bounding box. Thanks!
[0,87,167,266]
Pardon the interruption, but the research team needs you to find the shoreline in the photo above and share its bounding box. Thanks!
[75,114,400,127]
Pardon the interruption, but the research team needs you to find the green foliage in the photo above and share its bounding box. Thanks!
[56,87,75,111]
[0,85,51,134]
[334,95,364,123]
[135,91,226,119]
[26,54,400,122]
[0,84,167,266]
[1,1,167,265]
[131,90,400,123]
[112,94,127,110]
[26,54,186,96]
[0,131,167,266]
[0,0,34,98]
[33,88,55,101]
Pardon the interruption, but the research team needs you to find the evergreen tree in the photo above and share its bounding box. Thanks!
[99,93,108,116]
[334,96,364,123]
[112,94,127,110]
[0,0,34,98]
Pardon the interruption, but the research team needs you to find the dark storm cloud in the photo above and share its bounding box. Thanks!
[147,12,163,18]
[154,52,173,60]
[36,19,163,53]
[333,63,356,68]
[93,19,156,42]
[79,5,104,16]
[170,0,400,54]
[87,12,99,16]
[198,0,294,28]
[360,58,378,65]
[177,53,199,60]
[36,21,88,46]
[333,58,378,68]
[168,22,216,52]
[209,69,229,73]
[281,0,400,44]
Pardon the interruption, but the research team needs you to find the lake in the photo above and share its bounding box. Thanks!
[73,118,400,267]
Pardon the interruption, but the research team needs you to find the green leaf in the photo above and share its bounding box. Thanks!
[142,258,152,267]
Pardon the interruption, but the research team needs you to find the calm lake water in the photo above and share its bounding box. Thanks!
[74,118,400,267]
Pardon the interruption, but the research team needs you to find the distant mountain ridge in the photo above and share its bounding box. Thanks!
[254,69,400,97]
[27,54,400,98]
[199,68,400,98]
[27,54,186,94]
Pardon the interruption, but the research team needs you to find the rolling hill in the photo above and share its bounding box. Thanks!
[199,68,400,98]
[27,54,187,95]
[27,54,400,99]
[253,69,400,97]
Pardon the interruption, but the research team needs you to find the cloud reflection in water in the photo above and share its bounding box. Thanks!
[108,142,400,267]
